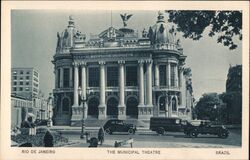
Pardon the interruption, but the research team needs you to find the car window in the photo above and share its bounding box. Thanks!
[175,119,180,124]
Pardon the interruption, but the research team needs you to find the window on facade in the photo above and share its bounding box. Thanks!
[89,67,100,87]
[13,87,17,91]
[159,96,166,111]
[25,87,29,91]
[63,68,70,87]
[107,66,118,87]
[26,82,29,85]
[14,82,17,85]
[26,71,30,74]
[26,76,29,80]
[13,76,17,80]
[19,87,23,91]
[62,98,70,112]
[34,78,38,82]
[13,71,17,75]
[57,69,60,87]
[159,65,167,86]
[20,77,23,80]
[170,64,176,87]
[126,66,138,86]
[20,71,23,74]
[172,97,177,111]
[20,81,23,85]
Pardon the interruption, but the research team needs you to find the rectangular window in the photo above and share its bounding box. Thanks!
[13,87,17,91]
[26,71,30,74]
[13,71,17,75]
[107,66,118,87]
[26,76,29,80]
[19,81,23,85]
[126,66,138,86]
[13,76,17,80]
[26,82,29,85]
[159,65,167,86]
[25,87,29,91]
[19,87,23,91]
[13,82,17,85]
[63,68,70,87]
[57,69,60,87]
[20,77,23,80]
[88,67,100,87]
[20,71,23,74]
[170,64,175,87]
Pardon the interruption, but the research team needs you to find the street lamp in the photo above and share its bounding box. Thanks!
[78,86,87,139]
[47,93,53,127]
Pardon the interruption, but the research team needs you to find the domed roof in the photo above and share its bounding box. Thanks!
[148,11,176,45]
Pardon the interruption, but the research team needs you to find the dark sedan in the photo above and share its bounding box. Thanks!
[103,119,137,135]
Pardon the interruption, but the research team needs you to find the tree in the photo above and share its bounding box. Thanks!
[166,11,242,50]
[194,93,223,121]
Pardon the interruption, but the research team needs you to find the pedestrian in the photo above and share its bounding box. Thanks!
[43,130,54,147]
[98,126,105,145]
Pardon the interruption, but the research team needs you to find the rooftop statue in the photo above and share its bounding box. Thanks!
[120,13,133,27]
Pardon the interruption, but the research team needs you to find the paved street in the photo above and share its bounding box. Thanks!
[57,128,241,148]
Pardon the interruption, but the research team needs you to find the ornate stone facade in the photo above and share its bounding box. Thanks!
[52,12,193,125]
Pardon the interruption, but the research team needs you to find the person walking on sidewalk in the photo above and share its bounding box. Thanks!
[98,126,105,145]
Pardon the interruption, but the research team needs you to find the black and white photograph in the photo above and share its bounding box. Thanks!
[1,1,249,160]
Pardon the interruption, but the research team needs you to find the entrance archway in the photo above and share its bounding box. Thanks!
[88,97,99,118]
[126,97,138,118]
[107,97,118,118]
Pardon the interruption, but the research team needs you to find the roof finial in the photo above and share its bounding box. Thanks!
[68,15,74,27]
[157,11,165,23]
[120,13,133,27]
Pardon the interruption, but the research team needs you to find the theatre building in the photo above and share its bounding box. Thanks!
[52,12,194,125]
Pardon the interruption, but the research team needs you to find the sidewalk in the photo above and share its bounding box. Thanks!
[65,139,239,148]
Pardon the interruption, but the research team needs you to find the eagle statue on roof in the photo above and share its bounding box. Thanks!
[120,13,133,27]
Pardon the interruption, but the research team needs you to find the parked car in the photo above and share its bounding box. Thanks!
[149,117,186,134]
[183,120,229,138]
[34,119,48,126]
[103,119,137,135]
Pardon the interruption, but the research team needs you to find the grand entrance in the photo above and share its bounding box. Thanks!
[126,97,138,118]
[107,97,118,118]
[88,97,99,118]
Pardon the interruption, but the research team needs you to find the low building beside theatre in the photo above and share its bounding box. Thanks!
[52,12,194,125]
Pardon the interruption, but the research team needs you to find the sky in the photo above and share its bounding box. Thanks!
[11,10,242,100]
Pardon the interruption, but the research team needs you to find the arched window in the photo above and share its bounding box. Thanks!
[62,98,70,112]
[172,97,177,111]
[159,96,166,111]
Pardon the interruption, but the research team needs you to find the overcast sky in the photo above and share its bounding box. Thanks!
[11,10,242,100]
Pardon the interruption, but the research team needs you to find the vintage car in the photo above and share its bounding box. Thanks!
[103,119,137,135]
[149,117,185,134]
[183,120,229,138]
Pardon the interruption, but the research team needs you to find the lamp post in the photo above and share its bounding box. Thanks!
[78,86,87,139]
[47,93,53,127]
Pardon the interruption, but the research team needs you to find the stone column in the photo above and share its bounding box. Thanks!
[138,60,144,107]
[146,60,153,107]
[73,64,79,107]
[98,61,106,119]
[81,62,87,119]
[71,62,81,125]
[118,60,126,119]
[154,63,159,87]
[168,62,171,87]
[59,68,63,88]
[69,67,73,87]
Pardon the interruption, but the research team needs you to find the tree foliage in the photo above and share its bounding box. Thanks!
[166,10,242,50]
[194,93,223,121]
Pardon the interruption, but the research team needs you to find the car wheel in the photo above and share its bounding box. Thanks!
[128,128,135,135]
[105,128,111,135]
[156,128,164,135]
[190,131,198,138]
[219,132,228,139]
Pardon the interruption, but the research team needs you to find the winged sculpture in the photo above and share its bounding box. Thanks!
[120,13,133,27]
